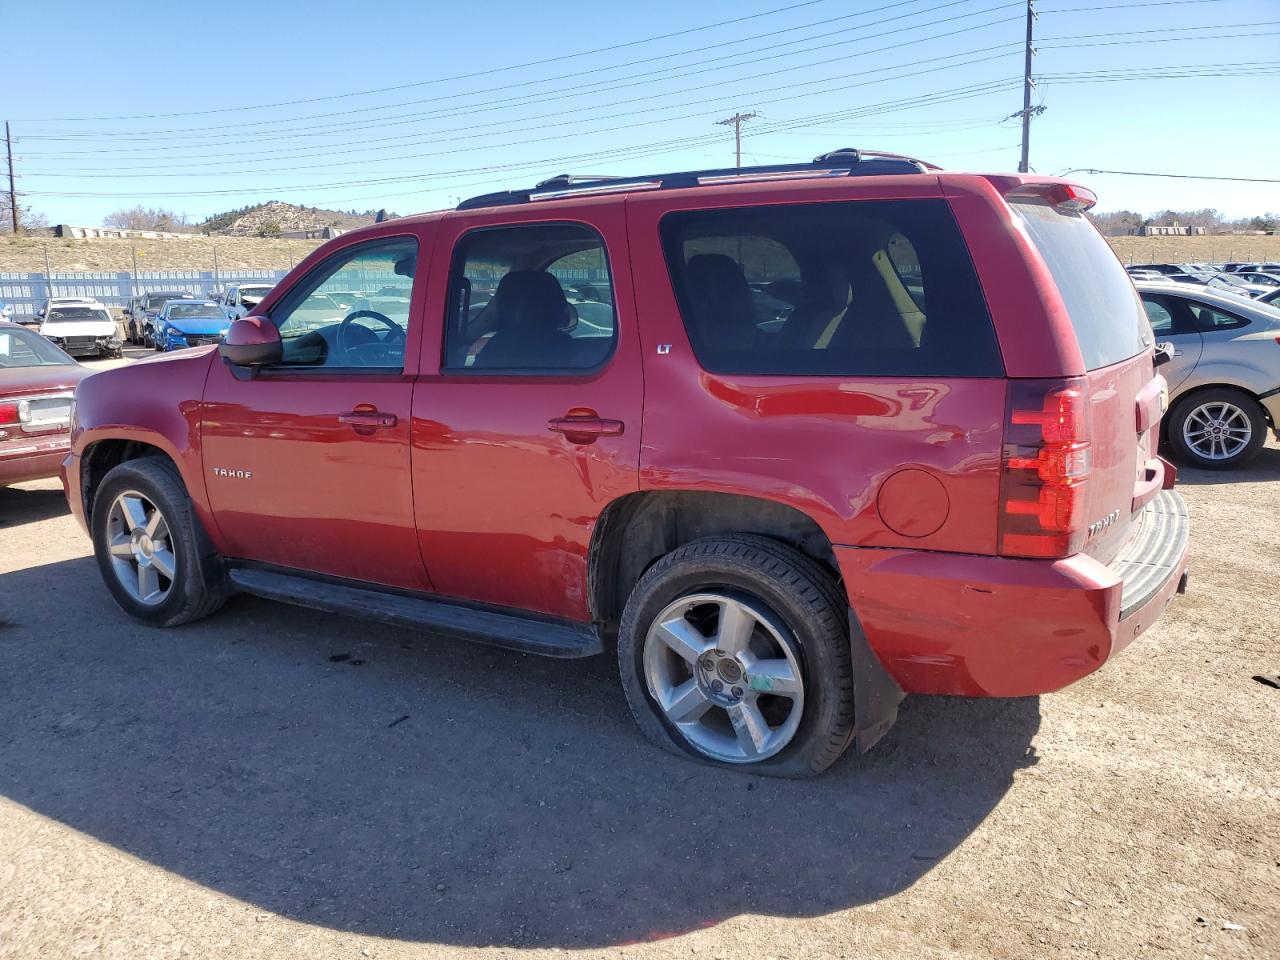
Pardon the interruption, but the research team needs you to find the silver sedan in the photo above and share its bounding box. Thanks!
[1136,280,1280,469]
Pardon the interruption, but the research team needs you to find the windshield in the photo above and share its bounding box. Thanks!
[46,307,112,324]
[145,293,190,309]
[240,286,273,301]
[0,326,75,367]
[1012,199,1151,369]
[168,304,225,320]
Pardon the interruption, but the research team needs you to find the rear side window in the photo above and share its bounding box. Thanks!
[444,223,616,373]
[1012,200,1151,369]
[659,199,1001,377]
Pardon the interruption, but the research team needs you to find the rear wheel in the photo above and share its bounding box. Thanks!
[1168,388,1267,469]
[617,535,855,778]
[91,457,227,626]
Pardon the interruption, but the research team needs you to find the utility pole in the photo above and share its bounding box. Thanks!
[1018,0,1036,173]
[716,111,758,169]
[5,122,18,234]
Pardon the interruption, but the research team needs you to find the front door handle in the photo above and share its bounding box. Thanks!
[547,415,625,444]
[339,410,398,429]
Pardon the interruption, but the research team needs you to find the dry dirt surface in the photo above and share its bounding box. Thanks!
[0,236,325,274]
[0,392,1276,958]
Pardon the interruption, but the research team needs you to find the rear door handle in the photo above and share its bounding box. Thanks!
[339,411,397,429]
[547,416,625,443]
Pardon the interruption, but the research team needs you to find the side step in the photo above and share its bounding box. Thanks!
[227,566,602,659]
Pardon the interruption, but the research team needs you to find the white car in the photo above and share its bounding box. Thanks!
[218,283,275,321]
[38,303,123,358]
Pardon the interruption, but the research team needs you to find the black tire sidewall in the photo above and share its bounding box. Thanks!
[1169,388,1267,469]
[618,539,853,777]
[91,459,208,626]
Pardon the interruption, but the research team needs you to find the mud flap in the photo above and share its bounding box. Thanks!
[849,608,904,753]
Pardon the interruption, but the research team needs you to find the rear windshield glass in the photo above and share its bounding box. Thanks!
[0,327,74,367]
[660,199,1002,377]
[1012,199,1151,369]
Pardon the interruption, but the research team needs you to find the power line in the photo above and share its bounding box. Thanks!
[18,0,1020,143]
[14,0,842,122]
[1055,168,1280,183]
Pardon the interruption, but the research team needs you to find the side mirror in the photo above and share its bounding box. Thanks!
[219,316,282,375]
[1153,342,1175,368]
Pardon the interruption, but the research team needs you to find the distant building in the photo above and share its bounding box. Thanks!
[1125,220,1207,237]
[279,226,347,240]
[53,225,193,240]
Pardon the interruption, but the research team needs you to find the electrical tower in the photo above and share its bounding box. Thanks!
[716,112,758,169]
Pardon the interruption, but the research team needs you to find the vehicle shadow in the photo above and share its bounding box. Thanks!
[1172,441,1280,486]
[0,557,1040,949]
[0,481,70,529]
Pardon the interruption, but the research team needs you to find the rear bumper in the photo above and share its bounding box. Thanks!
[0,435,72,486]
[835,490,1190,697]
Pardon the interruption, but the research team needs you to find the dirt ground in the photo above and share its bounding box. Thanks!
[0,359,1276,959]
[3,232,1278,275]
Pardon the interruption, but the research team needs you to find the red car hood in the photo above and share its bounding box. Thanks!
[0,364,89,400]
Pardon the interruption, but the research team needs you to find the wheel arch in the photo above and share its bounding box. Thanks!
[587,489,842,637]
[80,435,185,528]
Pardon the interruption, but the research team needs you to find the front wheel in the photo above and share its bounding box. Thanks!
[91,457,227,626]
[1168,388,1267,469]
[617,535,855,778]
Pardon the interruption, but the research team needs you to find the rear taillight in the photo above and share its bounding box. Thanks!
[999,378,1092,559]
[0,401,20,426]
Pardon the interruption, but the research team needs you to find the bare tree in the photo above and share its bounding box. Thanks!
[103,206,188,231]
[0,194,48,234]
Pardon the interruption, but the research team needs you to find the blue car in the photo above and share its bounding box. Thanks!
[154,300,230,351]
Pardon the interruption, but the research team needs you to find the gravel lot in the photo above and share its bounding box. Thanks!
[1,357,1276,960]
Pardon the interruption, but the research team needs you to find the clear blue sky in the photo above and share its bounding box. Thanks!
[5,0,1278,225]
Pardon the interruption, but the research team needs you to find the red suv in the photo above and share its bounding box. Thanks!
[63,150,1190,777]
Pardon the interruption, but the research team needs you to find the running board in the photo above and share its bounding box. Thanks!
[227,566,602,659]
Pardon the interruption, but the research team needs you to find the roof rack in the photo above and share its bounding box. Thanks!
[456,148,938,211]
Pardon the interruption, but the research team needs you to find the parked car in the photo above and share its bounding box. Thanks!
[1258,286,1280,307]
[38,296,104,318]
[1207,272,1272,299]
[64,153,1189,776]
[1136,280,1280,468]
[153,300,231,352]
[0,301,12,321]
[218,283,275,321]
[1234,271,1280,289]
[0,321,88,486]
[125,290,197,345]
[1225,262,1280,274]
[38,303,122,358]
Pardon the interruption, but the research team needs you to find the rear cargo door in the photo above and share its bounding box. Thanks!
[1011,198,1160,564]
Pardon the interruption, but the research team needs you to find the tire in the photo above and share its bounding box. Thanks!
[1168,387,1267,469]
[617,535,855,778]
[91,457,228,627]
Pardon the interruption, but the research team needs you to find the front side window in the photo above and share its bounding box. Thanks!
[443,223,616,372]
[269,237,418,369]
[660,199,1001,377]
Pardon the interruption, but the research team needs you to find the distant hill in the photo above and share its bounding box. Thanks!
[198,201,390,237]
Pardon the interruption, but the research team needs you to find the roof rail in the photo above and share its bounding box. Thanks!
[456,147,937,211]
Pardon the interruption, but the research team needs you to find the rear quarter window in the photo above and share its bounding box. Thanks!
[660,199,1002,378]
[1012,199,1151,369]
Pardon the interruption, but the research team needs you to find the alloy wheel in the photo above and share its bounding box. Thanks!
[643,592,804,763]
[105,490,176,606]
[1183,400,1252,461]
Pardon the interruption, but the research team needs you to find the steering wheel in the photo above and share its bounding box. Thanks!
[336,310,405,363]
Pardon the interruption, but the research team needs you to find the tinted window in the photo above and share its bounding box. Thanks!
[660,199,1001,377]
[443,223,615,372]
[1140,294,1200,336]
[1188,301,1249,331]
[269,237,417,369]
[1012,199,1151,369]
